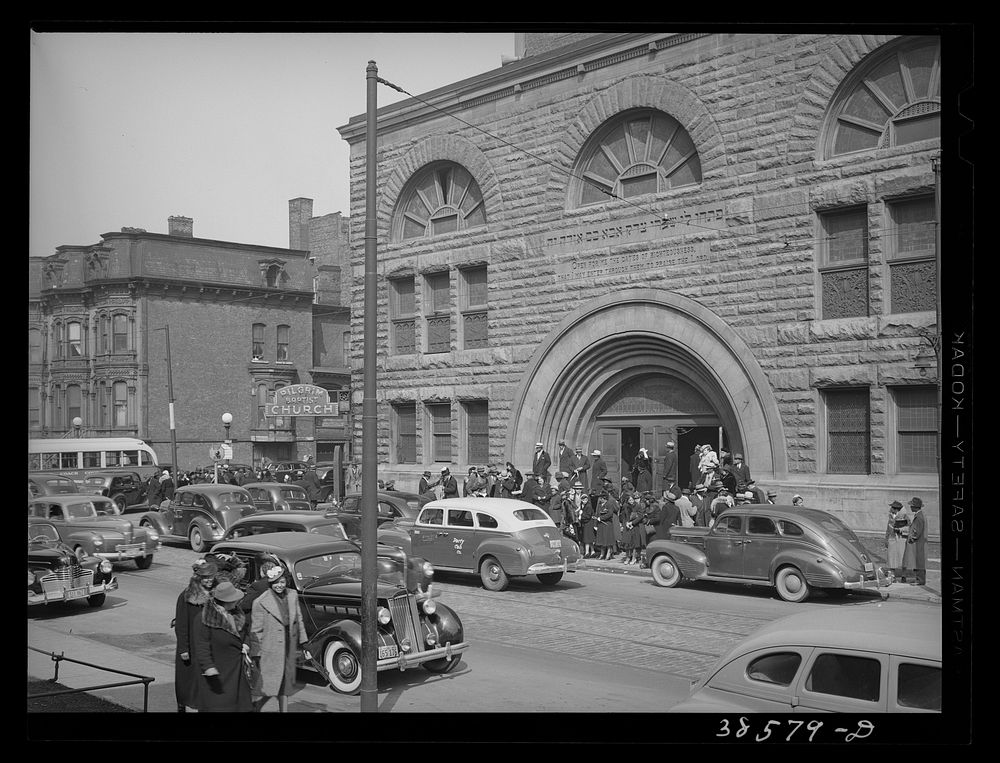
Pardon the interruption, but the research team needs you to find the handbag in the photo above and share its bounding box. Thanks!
[243,653,262,695]
[645,523,656,537]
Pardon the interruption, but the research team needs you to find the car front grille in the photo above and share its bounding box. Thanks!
[387,593,422,651]
[39,566,94,593]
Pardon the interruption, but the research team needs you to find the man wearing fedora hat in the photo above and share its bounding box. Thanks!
[570,446,590,489]
[418,470,438,496]
[439,467,459,499]
[589,449,607,492]
[902,497,927,585]
[691,484,710,527]
[532,442,552,487]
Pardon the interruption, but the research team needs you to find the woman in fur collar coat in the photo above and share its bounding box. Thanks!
[173,559,218,712]
[249,562,310,712]
[192,581,253,712]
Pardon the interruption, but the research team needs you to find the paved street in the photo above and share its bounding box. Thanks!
[27,540,941,715]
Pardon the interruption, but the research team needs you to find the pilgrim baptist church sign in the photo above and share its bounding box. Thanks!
[264,384,338,417]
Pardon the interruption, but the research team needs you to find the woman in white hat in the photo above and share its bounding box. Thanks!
[249,562,310,712]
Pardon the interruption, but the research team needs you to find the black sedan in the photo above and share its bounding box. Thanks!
[324,491,423,539]
[243,482,313,512]
[210,532,469,694]
[221,511,349,541]
[28,523,118,608]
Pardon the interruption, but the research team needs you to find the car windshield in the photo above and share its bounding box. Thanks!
[65,502,99,519]
[294,551,402,586]
[219,491,251,505]
[84,477,107,486]
[29,524,60,542]
[281,488,307,500]
[512,508,551,522]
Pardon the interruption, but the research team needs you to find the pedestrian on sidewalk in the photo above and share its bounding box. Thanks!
[173,559,218,712]
[249,562,311,712]
[884,501,908,579]
[579,493,596,558]
[192,581,253,712]
[902,497,927,585]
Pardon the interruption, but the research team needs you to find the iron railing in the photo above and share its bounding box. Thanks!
[28,645,155,712]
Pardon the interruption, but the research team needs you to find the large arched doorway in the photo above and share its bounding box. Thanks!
[507,289,786,488]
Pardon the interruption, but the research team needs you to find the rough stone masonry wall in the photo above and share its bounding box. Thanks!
[344,32,939,534]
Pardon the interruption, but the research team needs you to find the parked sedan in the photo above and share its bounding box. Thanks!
[28,523,118,608]
[28,472,80,498]
[325,491,423,538]
[136,484,257,552]
[377,497,582,591]
[78,470,148,513]
[211,532,469,694]
[643,505,893,602]
[243,482,313,512]
[222,511,349,541]
[669,606,941,713]
[28,496,160,569]
[266,461,311,482]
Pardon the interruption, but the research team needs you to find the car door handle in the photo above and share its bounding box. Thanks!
[743,539,752,544]
[437,531,449,537]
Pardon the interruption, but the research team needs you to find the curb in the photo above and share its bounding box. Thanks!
[578,560,942,603]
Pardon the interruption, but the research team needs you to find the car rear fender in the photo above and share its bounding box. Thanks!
[474,538,528,576]
[769,548,840,584]
[645,539,708,578]
[137,512,170,535]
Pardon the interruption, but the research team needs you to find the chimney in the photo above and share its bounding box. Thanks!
[289,198,313,251]
[168,216,193,237]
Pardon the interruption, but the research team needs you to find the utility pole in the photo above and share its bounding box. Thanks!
[155,326,179,493]
[932,154,942,480]
[359,59,379,713]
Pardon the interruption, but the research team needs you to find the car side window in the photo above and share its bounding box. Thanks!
[179,493,195,507]
[420,508,444,525]
[747,516,777,535]
[377,502,394,518]
[714,516,742,535]
[48,506,64,520]
[805,653,880,702]
[777,520,804,536]
[447,509,474,527]
[29,481,41,497]
[30,503,47,518]
[476,513,499,529]
[896,663,941,711]
[342,498,359,513]
[746,652,802,686]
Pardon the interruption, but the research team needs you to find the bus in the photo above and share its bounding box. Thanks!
[28,437,161,482]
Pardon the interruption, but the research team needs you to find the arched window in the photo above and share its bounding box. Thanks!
[112,314,129,353]
[266,264,282,288]
[113,381,128,427]
[29,328,43,363]
[826,38,940,158]
[66,384,81,429]
[573,109,702,208]
[394,162,486,241]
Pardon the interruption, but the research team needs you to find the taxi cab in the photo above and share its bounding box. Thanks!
[377,497,582,591]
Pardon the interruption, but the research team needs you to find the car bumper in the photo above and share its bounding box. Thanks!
[376,640,470,672]
[96,542,159,561]
[843,568,895,590]
[28,577,118,605]
[526,558,580,575]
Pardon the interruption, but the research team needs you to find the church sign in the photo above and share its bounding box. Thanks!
[264,384,337,416]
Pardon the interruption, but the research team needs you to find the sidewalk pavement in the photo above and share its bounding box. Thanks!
[578,555,942,604]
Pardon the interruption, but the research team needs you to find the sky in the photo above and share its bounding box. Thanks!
[29,31,516,258]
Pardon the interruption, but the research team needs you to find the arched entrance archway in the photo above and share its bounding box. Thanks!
[507,289,786,486]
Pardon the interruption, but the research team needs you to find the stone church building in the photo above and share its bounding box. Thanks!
[337,31,943,536]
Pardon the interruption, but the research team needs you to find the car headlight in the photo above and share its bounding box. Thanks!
[147,531,159,541]
[422,561,434,579]
[28,570,35,586]
[99,560,113,573]
[421,598,436,615]
[377,607,391,625]
[93,538,104,547]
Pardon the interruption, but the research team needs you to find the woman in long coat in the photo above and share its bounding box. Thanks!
[595,494,618,560]
[633,449,653,493]
[249,563,310,712]
[884,501,909,578]
[192,581,253,712]
[173,560,217,712]
[579,493,596,558]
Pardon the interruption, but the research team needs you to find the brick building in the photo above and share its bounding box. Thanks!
[28,209,352,470]
[337,32,945,536]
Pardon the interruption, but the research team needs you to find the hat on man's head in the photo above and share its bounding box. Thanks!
[695,485,707,493]
[572,481,583,489]
[440,467,450,474]
[535,442,544,447]
[422,471,432,478]
[717,487,729,494]
[212,581,243,603]
[468,467,477,473]
[666,441,675,448]
[711,481,724,490]
[735,453,743,460]
[558,439,565,445]
[767,490,778,498]
[665,490,679,501]
[681,488,691,495]
[575,446,582,452]
[909,497,923,509]
[592,449,601,456]
[889,500,903,510]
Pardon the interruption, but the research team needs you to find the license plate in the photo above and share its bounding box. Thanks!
[549,540,561,549]
[864,562,874,572]
[64,587,88,600]
[377,645,398,659]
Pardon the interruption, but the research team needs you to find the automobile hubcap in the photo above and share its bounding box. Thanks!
[659,561,674,577]
[785,574,802,593]
[486,564,500,581]
[335,651,357,679]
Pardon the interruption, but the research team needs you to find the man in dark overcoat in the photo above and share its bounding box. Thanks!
[418,470,438,496]
[661,441,678,493]
[729,452,752,492]
[532,442,552,486]
[439,467,459,499]
[520,473,541,504]
[300,465,323,508]
[689,444,702,489]
[589,450,608,492]
[653,490,681,540]
[692,485,710,527]
[192,581,253,712]
[903,497,927,585]
[557,440,574,480]
[570,447,590,489]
